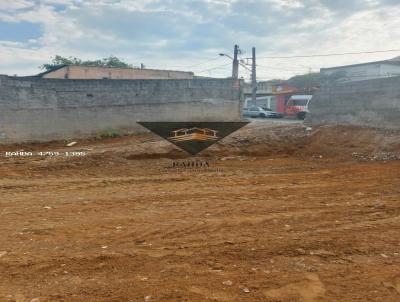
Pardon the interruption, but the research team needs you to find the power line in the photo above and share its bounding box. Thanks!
[239,62,252,71]
[196,63,232,73]
[256,64,312,72]
[239,66,252,73]
[183,57,222,69]
[161,57,221,70]
[248,49,400,60]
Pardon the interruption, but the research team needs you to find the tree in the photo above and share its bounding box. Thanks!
[41,55,133,70]
[286,72,323,90]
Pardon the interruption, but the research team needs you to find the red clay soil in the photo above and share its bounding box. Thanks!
[0,123,399,302]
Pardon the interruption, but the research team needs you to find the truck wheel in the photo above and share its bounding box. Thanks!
[259,113,266,118]
[297,112,306,120]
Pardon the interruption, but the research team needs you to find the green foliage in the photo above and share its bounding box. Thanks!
[41,55,133,70]
[96,129,123,139]
[287,72,323,89]
[267,79,285,85]
[286,71,347,90]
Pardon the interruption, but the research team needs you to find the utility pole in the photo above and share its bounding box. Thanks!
[251,47,257,106]
[232,44,239,79]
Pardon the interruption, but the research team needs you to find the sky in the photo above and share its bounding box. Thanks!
[0,0,400,80]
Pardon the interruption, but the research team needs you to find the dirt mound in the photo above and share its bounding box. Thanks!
[1,123,399,169]
[204,123,400,160]
[302,125,400,160]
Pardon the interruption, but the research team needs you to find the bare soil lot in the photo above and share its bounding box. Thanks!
[0,123,399,301]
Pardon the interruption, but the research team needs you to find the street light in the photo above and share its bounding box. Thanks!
[219,53,251,72]
[220,46,257,107]
[219,53,234,60]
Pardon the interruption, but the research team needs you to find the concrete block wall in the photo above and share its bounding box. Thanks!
[0,75,242,143]
[307,76,400,129]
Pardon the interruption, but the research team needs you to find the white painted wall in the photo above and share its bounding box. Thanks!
[321,63,400,82]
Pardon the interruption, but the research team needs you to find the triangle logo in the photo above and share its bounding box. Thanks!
[138,122,249,155]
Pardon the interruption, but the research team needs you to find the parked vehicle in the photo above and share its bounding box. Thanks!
[242,106,284,119]
[244,96,277,111]
[285,95,312,119]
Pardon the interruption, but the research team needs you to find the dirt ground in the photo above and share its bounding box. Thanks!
[0,122,399,302]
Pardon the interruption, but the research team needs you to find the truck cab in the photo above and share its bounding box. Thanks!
[285,95,312,119]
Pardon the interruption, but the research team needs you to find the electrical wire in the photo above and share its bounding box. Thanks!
[256,64,312,72]
[196,63,232,73]
[160,57,222,70]
[247,49,400,60]
[161,48,400,79]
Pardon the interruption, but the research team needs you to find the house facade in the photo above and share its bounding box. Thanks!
[38,65,194,80]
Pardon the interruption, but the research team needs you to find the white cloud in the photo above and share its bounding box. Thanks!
[0,0,34,11]
[0,0,400,78]
[0,42,52,75]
